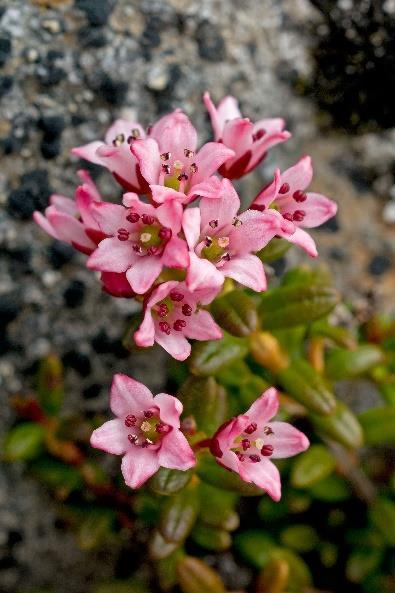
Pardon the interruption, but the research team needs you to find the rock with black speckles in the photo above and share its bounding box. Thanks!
[63,280,86,308]
[7,170,51,219]
[196,21,226,62]
[368,254,392,276]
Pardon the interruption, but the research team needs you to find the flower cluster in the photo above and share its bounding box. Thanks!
[35,93,337,361]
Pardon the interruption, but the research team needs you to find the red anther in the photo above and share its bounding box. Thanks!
[182,303,192,316]
[251,204,266,212]
[252,128,266,141]
[209,219,219,228]
[157,303,169,318]
[127,135,134,144]
[190,163,198,173]
[249,454,261,463]
[159,321,171,335]
[142,214,155,225]
[282,212,293,221]
[263,426,274,436]
[293,190,307,203]
[236,452,245,461]
[279,182,290,194]
[245,422,257,435]
[126,212,140,223]
[232,217,242,227]
[128,434,138,445]
[241,438,251,451]
[293,209,306,222]
[117,228,130,241]
[156,422,170,434]
[141,440,149,448]
[170,291,184,302]
[173,319,187,331]
[125,414,137,427]
[222,253,231,261]
[158,227,172,241]
[133,244,142,252]
[178,172,189,181]
[184,148,195,158]
[160,152,171,161]
[261,444,274,456]
[161,164,171,174]
[147,246,159,255]
[205,236,213,247]
[144,410,154,418]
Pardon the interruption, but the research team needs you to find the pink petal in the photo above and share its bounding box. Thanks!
[199,179,240,233]
[75,186,98,229]
[131,138,161,184]
[247,129,291,173]
[154,393,183,427]
[301,193,338,228]
[245,387,279,424]
[156,200,183,233]
[162,236,189,269]
[50,194,78,216]
[96,144,140,188]
[268,421,310,459]
[87,237,137,273]
[90,419,127,455]
[222,118,253,155]
[89,202,129,235]
[230,209,280,254]
[145,280,179,310]
[221,254,267,292]
[77,169,102,201]
[47,209,95,250]
[186,252,224,292]
[101,272,135,298]
[150,185,187,205]
[110,373,154,417]
[155,330,191,361]
[126,256,163,294]
[188,176,222,200]
[183,310,222,341]
[150,110,198,158]
[159,429,196,470]
[182,208,201,249]
[240,458,281,501]
[134,309,156,348]
[33,211,59,240]
[252,168,281,209]
[281,155,313,192]
[104,119,145,145]
[72,141,105,166]
[121,448,160,489]
[192,142,235,185]
[277,226,318,258]
[203,92,242,140]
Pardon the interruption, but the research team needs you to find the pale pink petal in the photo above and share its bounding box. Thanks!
[221,254,267,292]
[268,422,310,459]
[240,458,281,501]
[277,226,318,258]
[155,330,191,361]
[186,252,224,292]
[110,373,154,417]
[87,237,137,273]
[154,393,183,427]
[47,209,95,251]
[183,310,222,341]
[145,280,178,310]
[90,419,127,455]
[188,176,222,200]
[192,142,235,185]
[50,194,78,216]
[230,209,280,254]
[162,236,189,268]
[203,93,242,140]
[156,200,183,233]
[77,169,102,201]
[301,193,338,228]
[89,202,129,235]
[131,138,161,184]
[134,309,156,347]
[218,449,241,473]
[150,110,198,158]
[126,256,163,294]
[245,388,279,424]
[281,156,313,192]
[214,416,250,454]
[72,141,105,166]
[159,429,196,470]
[75,186,99,229]
[96,144,140,188]
[199,179,240,233]
[222,118,253,156]
[121,448,160,489]
[247,130,292,172]
[33,211,59,240]
[104,119,145,145]
[150,185,187,205]
[251,169,281,209]
[182,208,201,249]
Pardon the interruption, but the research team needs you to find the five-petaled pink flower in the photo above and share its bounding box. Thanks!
[182,178,293,292]
[87,193,188,294]
[209,388,309,501]
[135,280,222,361]
[251,156,338,257]
[204,92,291,179]
[91,374,196,488]
[131,110,235,204]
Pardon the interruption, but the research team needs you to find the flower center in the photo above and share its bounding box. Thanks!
[201,236,230,263]
[160,148,198,192]
[153,292,194,335]
[232,424,275,463]
[125,410,170,448]
[121,211,172,256]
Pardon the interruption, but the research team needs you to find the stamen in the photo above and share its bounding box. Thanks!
[160,152,171,161]
[173,319,187,331]
[140,421,151,432]
[218,237,230,248]
[157,303,169,318]
[236,452,245,461]
[133,244,142,253]
[142,214,155,225]
[255,438,265,450]
[131,128,141,139]
[159,321,171,334]
[112,133,125,146]
[249,454,261,463]
[173,160,184,170]
[263,426,274,436]
[156,422,170,434]
[162,163,171,175]
[125,414,137,427]
[293,209,306,222]
[159,227,172,241]
[182,303,192,316]
[209,219,219,229]
[222,253,231,261]
[245,422,257,435]
[261,444,274,456]
[117,228,130,241]
[126,212,140,223]
[282,212,293,221]
[205,236,213,247]
[147,246,159,255]
[128,434,138,445]
[184,149,195,158]
[140,232,152,244]
[232,217,242,227]
[177,172,189,182]
[293,190,307,203]
[190,163,198,173]
[241,438,251,451]
[170,291,184,302]
[279,182,290,194]
[144,410,154,418]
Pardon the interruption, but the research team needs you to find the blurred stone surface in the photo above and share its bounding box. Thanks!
[0,1,395,591]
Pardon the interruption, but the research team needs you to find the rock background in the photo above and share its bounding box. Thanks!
[0,1,394,591]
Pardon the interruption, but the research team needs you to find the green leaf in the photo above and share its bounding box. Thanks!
[239,375,270,408]
[326,345,384,380]
[191,522,231,551]
[280,525,319,553]
[277,359,336,415]
[198,482,239,531]
[148,467,193,496]
[3,422,45,461]
[358,406,395,445]
[256,558,290,593]
[177,376,228,436]
[309,474,351,502]
[159,484,199,544]
[257,238,291,263]
[311,402,364,449]
[30,459,82,492]
[282,265,332,287]
[258,284,339,330]
[197,454,263,496]
[77,508,115,550]
[177,556,226,593]
[211,290,259,336]
[93,581,148,593]
[270,548,312,592]
[157,548,185,591]
[369,497,395,546]
[290,444,337,488]
[346,547,384,583]
[189,334,248,376]
[37,355,64,416]
[310,320,356,349]
[149,530,180,560]
[234,530,276,569]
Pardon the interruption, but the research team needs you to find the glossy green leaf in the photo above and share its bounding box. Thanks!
[326,345,384,380]
[280,525,319,553]
[3,422,45,461]
[148,467,193,496]
[234,530,276,569]
[369,497,395,546]
[309,474,351,502]
[30,458,82,492]
[257,238,291,263]
[191,522,231,551]
[177,556,226,593]
[77,508,115,550]
[211,289,259,336]
[311,402,364,449]
[149,530,179,560]
[177,376,228,435]
[159,484,199,544]
[358,406,395,445]
[291,444,337,488]
[157,548,185,591]
[198,482,239,531]
[189,334,248,376]
[346,547,384,583]
[270,548,312,592]
[197,454,263,496]
[256,558,290,593]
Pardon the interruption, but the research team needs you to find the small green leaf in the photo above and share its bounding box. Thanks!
[149,530,179,560]
[257,238,291,263]
[189,333,248,376]
[197,454,263,496]
[270,548,312,592]
[30,459,82,492]
[346,547,384,583]
[369,497,395,546]
[191,522,231,551]
[234,530,276,569]
[326,345,384,380]
[280,525,319,553]
[211,290,259,337]
[291,444,337,488]
[148,467,193,496]
[256,558,290,593]
[358,406,395,445]
[159,484,199,544]
[177,376,228,436]
[3,422,45,461]
[311,402,364,449]
[309,474,351,502]
[37,355,64,416]
[93,581,148,593]
[198,482,239,531]
[77,508,115,550]
[177,556,226,593]
[157,548,185,591]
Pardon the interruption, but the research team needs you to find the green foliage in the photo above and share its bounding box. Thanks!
[211,289,259,336]
[189,333,248,376]
[37,355,64,415]
[290,444,337,488]
[3,422,45,461]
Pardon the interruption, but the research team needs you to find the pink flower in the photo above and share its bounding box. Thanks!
[87,194,189,294]
[251,156,338,257]
[91,374,196,489]
[135,280,222,361]
[204,92,291,179]
[100,272,135,298]
[33,170,105,255]
[210,388,309,501]
[131,110,235,204]
[72,119,149,193]
[182,178,293,292]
